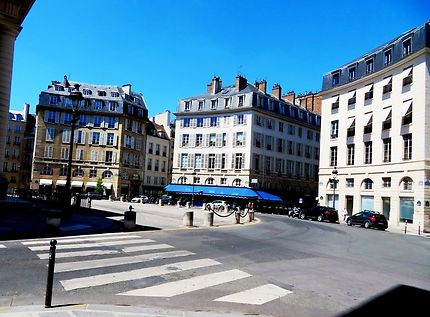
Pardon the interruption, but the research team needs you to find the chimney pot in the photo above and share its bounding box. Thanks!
[272,84,282,100]
[235,75,247,91]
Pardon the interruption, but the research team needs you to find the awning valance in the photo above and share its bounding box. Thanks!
[56,180,67,186]
[39,179,52,186]
[102,182,113,189]
[86,182,97,188]
[71,181,83,187]
[164,184,283,202]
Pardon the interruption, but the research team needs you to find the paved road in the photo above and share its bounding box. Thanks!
[0,207,429,317]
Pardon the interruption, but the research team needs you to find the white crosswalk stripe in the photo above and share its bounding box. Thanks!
[117,269,251,297]
[22,232,138,245]
[28,238,155,251]
[37,249,120,259]
[0,244,6,248]
[214,284,292,305]
[61,258,221,291]
[122,243,173,253]
[55,250,194,272]
[22,234,141,246]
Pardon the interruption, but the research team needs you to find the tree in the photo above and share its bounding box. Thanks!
[95,177,105,194]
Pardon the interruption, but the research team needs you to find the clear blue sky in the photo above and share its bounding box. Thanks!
[10,0,428,117]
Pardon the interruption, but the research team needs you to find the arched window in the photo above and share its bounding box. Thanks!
[73,168,84,177]
[178,176,187,184]
[362,178,373,190]
[401,177,413,190]
[102,170,113,179]
[232,179,241,186]
[206,177,215,185]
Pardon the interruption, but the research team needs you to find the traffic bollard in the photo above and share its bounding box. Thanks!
[249,210,254,222]
[404,219,408,234]
[124,205,136,230]
[183,211,194,227]
[205,211,214,227]
[235,210,241,224]
[45,239,57,308]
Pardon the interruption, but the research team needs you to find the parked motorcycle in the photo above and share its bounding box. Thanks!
[288,207,301,218]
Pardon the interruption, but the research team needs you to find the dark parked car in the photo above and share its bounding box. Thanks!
[156,195,173,205]
[299,206,339,223]
[84,192,102,200]
[346,211,388,230]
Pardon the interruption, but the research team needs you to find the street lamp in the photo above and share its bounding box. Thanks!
[329,167,338,209]
[64,83,83,207]
[191,170,196,207]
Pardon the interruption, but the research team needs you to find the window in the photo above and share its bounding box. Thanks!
[182,134,189,147]
[238,95,244,106]
[73,168,84,177]
[62,129,71,143]
[196,117,203,127]
[148,143,153,154]
[111,91,119,97]
[382,110,392,130]
[330,120,339,139]
[147,158,152,170]
[254,133,261,148]
[106,133,115,146]
[211,99,217,110]
[59,166,68,176]
[382,177,391,188]
[46,127,55,141]
[365,58,374,74]
[198,101,204,110]
[162,145,167,156]
[364,115,373,134]
[107,117,116,128]
[265,136,272,151]
[383,78,392,94]
[364,141,372,164]
[346,178,354,188]
[60,147,69,159]
[296,143,302,156]
[76,148,84,160]
[307,130,313,140]
[102,170,112,178]
[330,146,337,166]
[180,154,188,168]
[109,101,118,111]
[348,92,356,105]
[92,132,100,145]
[221,153,226,169]
[155,144,160,155]
[347,144,355,165]
[194,154,202,168]
[49,95,60,104]
[196,134,202,147]
[41,166,52,175]
[403,134,412,160]
[364,85,373,100]
[402,38,412,56]
[332,72,340,86]
[403,68,413,86]
[95,100,104,110]
[363,178,373,190]
[233,179,241,186]
[79,114,87,126]
[348,66,356,81]
[236,132,244,146]
[14,136,20,145]
[183,118,190,127]
[224,98,230,108]
[347,119,355,137]
[237,114,244,125]
[222,133,227,146]
[184,101,191,111]
[93,116,102,127]
[83,89,91,95]
[267,119,273,129]
[279,122,284,132]
[288,125,295,135]
[403,178,413,190]
[208,154,215,169]
[383,138,391,162]
[331,96,339,110]
[288,141,294,155]
[90,150,99,162]
[210,117,218,127]
[384,49,392,65]
[44,146,53,158]
[234,153,243,169]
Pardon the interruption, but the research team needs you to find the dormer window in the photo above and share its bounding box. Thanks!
[402,38,412,56]
[98,91,106,96]
[198,100,204,110]
[54,85,64,91]
[332,71,340,87]
[184,101,191,111]
[384,49,392,66]
[365,58,374,74]
[111,91,119,97]
[83,89,92,96]
[238,95,244,106]
[224,98,230,109]
[348,66,356,81]
[211,99,218,110]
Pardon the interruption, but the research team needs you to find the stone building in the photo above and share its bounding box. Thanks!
[318,21,430,232]
[172,75,321,205]
[31,77,150,199]
[4,103,35,192]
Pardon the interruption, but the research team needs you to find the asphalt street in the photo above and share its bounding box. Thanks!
[1,203,429,317]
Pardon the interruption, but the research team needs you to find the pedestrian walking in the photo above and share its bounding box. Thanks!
[87,196,92,209]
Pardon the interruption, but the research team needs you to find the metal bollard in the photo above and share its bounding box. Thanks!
[235,210,241,224]
[404,219,408,234]
[205,211,214,227]
[45,239,57,308]
[249,210,254,222]
[124,205,136,230]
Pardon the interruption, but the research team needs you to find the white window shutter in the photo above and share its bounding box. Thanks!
[102,150,106,162]
[243,132,246,146]
[216,134,222,147]
[242,153,246,169]
[231,154,235,169]
[81,131,86,144]
[188,154,194,168]
[233,133,237,147]
[112,151,117,164]
[204,118,210,127]
[190,119,196,128]
[233,115,237,126]
[215,154,221,169]
[179,134,183,148]
[204,134,209,147]
[177,154,181,168]
[114,135,118,147]
[243,115,247,124]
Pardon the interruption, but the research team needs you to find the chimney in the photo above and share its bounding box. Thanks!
[235,75,247,91]
[282,91,296,105]
[23,103,30,121]
[257,80,267,94]
[207,76,222,94]
[272,84,282,100]
[122,83,131,94]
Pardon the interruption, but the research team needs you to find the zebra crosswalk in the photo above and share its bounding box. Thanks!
[22,232,292,305]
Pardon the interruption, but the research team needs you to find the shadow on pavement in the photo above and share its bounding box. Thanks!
[0,199,160,241]
[337,284,430,316]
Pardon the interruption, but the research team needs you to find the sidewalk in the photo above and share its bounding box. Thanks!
[0,304,269,317]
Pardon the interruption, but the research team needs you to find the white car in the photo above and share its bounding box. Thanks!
[206,200,228,211]
[131,195,149,203]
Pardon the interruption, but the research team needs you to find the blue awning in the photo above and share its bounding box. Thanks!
[164,184,283,202]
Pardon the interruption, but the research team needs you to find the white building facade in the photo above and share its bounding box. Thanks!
[319,22,430,232]
[172,76,321,204]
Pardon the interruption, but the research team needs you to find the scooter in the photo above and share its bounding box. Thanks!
[288,207,301,218]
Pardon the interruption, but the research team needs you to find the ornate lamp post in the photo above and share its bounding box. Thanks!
[64,83,83,206]
[329,167,338,209]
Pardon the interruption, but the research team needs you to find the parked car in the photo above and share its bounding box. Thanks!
[299,206,339,223]
[84,192,102,200]
[131,195,149,203]
[156,195,173,205]
[346,211,388,230]
[206,200,228,211]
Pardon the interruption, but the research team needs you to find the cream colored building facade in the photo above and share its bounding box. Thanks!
[319,22,430,232]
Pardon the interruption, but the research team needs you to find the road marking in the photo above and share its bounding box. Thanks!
[22,232,139,245]
[60,258,221,291]
[28,239,155,251]
[23,234,142,246]
[0,244,6,248]
[55,250,194,272]
[37,249,120,259]
[122,244,173,253]
[118,269,251,297]
[214,284,292,305]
